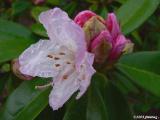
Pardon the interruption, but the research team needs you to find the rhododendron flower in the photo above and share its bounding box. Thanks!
[18,8,95,110]
[74,10,134,64]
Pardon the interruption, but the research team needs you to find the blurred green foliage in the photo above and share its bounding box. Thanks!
[0,0,160,120]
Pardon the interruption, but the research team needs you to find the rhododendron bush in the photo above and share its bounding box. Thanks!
[0,0,160,120]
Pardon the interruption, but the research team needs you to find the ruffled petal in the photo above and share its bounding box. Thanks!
[49,66,79,110]
[76,52,96,99]
[39,8,86,69]
[49,52,95,110]
[19,40,73,77]
[106,13,120,40]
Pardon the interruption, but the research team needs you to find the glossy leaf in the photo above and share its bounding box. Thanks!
[0,78,51,120]
[117,0,160,34]
[0,19,35,63]
[63,95,87,120]
[119,51,160,74]
[117,63,160,97]
[63,73,132,120]
[87,74,109,120]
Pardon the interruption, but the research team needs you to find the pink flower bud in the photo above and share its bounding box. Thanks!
[12,59,33,80]
[82,16,106,47]
[74,11,134,64]
[106,13,121,40]
[74,10,96,27]
[91,30,112,63]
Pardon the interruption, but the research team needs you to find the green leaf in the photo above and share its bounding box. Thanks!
[63,2,77,17]
[119,51,160,75]
[63,73,132,120]
[0,19,36,63]
[31,6,49,21]
[87,74,109,120]
[0,78,51,120]
[100,7,108,19]
[104,82,133,120]
[112,71,139,94]
[31,23,47,37]
[117,63,160,97]
[117,51,160,97]
[12,0,31,16]
[63,95,87,120]
[47,0,61,5]
[117,0,160,34]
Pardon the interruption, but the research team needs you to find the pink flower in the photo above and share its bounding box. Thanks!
[74,10,96,27]
[74,11,134,64]
[18,8,95,110]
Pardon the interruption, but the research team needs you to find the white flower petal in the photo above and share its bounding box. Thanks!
[39,8,86,69]
[19,40,74,77]
[76,52,96,99]
[49,52,96,110]
[49,66,79,110]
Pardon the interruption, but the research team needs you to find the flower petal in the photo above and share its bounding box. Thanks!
[90,30,112,63]
[108,34,127,61]
[74,10,96,27]
[106,13,120,40]
[39,8,86,69]
[19,40,74,77]
[49,66,79,110]
[76,52,96,99]
[49,52,95,110]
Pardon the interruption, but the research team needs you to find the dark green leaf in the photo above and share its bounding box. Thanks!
[0,78,51,120]
[104,82,133,120]
[31,7,49,21]
[12,0,31,16]
[117,63,160,97]
[31,23,47,37]
[63,95,87,120]
[117,0,160,34]
[119,51,160,75]
[63,73,132,120]
[87,74,109,120]
[100,7,108,19]
[0,19,36,63]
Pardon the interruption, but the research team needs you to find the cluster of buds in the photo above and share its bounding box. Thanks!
[74,10,133,64]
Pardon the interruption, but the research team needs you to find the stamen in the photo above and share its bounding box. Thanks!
[47,55,53,58]
[63,75,68,80]
[35,82,52,89]
[55,64,60,67]
[59,52,65,55]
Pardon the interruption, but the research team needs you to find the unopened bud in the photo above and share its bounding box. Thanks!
[12,59,33,80]
[83,16,106,47]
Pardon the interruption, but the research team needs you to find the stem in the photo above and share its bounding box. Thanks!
[35,82,52,89]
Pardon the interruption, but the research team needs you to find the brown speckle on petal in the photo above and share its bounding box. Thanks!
[55,64,60,67]
[47,55,53,58]
[59,52,65,55]
[66,61,71,64]
[63,75,68,80]
[54,57,60,60]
